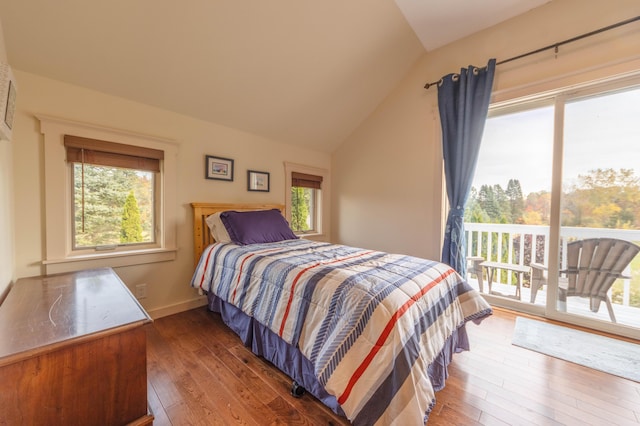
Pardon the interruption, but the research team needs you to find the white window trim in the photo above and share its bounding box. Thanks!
[284,162,330,239]
[38,114,178,274]
[491,57,640,108]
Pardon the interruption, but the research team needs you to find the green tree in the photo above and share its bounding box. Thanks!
[74,165,136,246]
[290,187,310,231]
[524,191,551,225]
[477,185,499,221]
[121,190,143,243]
[562,168,640,228]
[73,164,153,247]
[133,174,154,240]
[475,184,509,223]
[506,179,524,223]
[465,187,490,223]
[492,184,510,223]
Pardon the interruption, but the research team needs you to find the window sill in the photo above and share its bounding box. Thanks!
[298,233,326,240]
[42,248,177,274]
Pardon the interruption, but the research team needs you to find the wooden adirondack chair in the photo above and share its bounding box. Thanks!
[530,238,639,322]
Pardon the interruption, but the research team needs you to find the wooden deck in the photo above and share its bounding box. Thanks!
[467,277,640,329]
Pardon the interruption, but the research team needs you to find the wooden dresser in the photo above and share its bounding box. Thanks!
[0,268,153,425]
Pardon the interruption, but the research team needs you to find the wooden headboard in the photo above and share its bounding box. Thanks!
[191,202,286,266]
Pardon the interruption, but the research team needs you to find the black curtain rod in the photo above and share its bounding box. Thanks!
[423,15,640,90]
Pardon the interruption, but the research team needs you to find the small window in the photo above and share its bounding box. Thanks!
[290,171,323,234]
[284,162,328,238]
[65,135,163,251]
[291,187,317,233]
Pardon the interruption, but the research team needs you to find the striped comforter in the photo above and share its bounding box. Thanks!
[191,239,491,425]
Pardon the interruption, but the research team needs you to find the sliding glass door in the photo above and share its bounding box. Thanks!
[466,76,640,338]
[557,85,640,330]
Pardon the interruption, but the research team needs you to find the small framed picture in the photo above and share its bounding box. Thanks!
[247,170,270,192]
[0,62,16,142]
[205,155,234,181]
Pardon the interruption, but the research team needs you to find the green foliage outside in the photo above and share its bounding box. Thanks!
[290,187,310,232]
[121,190,143,243]
[466,168,640,308]
[73,164,153,248]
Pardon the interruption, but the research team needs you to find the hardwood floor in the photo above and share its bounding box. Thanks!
[147,307,640,425]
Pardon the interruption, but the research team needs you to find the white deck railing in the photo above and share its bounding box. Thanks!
[464,223,640,307]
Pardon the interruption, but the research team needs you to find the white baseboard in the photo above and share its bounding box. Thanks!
[146,296,208,319]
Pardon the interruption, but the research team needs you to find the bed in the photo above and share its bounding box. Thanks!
[190,202,492,425]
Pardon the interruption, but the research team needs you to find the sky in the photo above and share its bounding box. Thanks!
[472,85,640,196]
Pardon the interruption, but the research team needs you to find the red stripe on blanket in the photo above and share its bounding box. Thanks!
[278,250,375,338]
[337,267,455,406]
[198,245,216,290]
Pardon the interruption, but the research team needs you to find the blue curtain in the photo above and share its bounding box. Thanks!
[438,59,496,276]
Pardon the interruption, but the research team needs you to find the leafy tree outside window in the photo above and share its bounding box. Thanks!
[121,190,144,243]
[66,135,161,250]
[72,164,154,248]
[291,187,314,233]
[289,170,322,234]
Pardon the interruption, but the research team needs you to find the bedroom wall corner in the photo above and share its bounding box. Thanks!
[0,15,15,301]
[331,80,443,260]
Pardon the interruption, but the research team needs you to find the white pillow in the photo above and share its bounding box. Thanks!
[205,212,232,243]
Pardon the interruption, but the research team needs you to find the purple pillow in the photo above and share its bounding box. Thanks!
[220,209,298,245]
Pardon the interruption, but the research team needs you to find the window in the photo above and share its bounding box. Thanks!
[290,172,322,233]
[39,116,177,274]
[64,135,162,250]
[284,162,329,237]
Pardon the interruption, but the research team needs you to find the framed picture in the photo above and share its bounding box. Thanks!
[0,62,16,142]
[247,170,270,192]
[205,155,234,181]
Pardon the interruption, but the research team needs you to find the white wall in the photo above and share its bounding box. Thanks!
[0,17,14,301]
[11,71,330,317]
[332,0,640,260]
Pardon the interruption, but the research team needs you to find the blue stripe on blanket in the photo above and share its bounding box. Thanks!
[247,243,361,329]
[266,246,379,335]
[204,243,233,297]
[316,255,440,363]
[352,280,471,425]
[262,244,363,329]
[215,240,321,303]
[217,245,251,298]
[315,256,440,383]
[311,254,421,362]
[216,241,365,333]
[289,251,389,347]
[234,241,330,311]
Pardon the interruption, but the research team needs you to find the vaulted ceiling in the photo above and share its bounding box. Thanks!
[0,0,550,152]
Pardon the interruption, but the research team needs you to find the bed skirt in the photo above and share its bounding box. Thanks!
[206,292,471,422]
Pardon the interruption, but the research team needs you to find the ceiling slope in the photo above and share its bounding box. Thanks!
[395,0,552,51]
[0,0,551,152]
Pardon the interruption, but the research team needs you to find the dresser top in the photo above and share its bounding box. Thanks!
[0,268,152,362]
